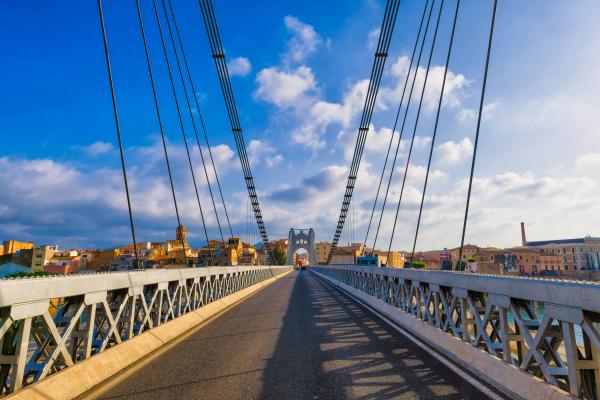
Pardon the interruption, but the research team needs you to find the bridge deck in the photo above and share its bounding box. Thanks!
[85,271,487,400]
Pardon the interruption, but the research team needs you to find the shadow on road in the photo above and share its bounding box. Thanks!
[259,270,484,400]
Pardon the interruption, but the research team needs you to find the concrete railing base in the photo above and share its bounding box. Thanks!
[7,269,292,400]
[312,270,576,400]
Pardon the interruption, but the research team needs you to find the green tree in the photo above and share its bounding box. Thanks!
[404,261,426,269]
[3,270,51,279]
[272,247,287,265]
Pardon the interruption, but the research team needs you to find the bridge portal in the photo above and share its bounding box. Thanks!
[286,228,317,266]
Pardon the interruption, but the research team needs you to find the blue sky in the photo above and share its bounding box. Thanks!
[1,0,600,252]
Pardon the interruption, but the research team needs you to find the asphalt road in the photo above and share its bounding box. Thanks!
[86,271,488,400]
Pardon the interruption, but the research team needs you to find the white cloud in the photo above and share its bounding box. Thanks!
[456,100,500,122]
[382,56,470,113]
[228,56,252,77]
[367,28,380,50]
[254,66,318,109]
[436,137,473,164]
[266,154,284,167]
[75,141,115,156]
[576,153,600,168]
[283,16,323,64]
[0,140,247,249]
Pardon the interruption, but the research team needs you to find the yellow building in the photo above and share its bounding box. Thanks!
[88,249,120,270]
[371,249,405,268]
[0,244,4,256]
[31,245,59,271]
[315,242,332,264]
[3,240,34,255]
[239,244,259,266]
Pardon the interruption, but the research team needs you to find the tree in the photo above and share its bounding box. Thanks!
[272,247,287,266]
[404,261,426,269]
[3,270,51,279]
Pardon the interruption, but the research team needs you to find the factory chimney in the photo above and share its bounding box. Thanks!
[520,222,527,246]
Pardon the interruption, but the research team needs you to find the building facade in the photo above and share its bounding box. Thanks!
[31,245,59,271]
[315,241,332,264]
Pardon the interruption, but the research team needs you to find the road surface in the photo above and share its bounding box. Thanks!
[86,271,488,400]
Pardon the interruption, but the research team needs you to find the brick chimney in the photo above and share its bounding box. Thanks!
[520,222,527,246]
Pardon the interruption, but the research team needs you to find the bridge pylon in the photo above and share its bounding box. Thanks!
[286,228,317,266]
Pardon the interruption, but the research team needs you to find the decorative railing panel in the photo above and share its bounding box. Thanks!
[314,265,600,399]
[0,266,290,395]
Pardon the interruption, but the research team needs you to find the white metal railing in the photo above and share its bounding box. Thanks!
[0,265,290,395]
[313,265,600,399]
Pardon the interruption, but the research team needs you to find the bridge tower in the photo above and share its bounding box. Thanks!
[286,228,317,266]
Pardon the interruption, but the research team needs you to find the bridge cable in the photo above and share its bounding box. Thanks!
[409,0,461,265]
[157,0,225,254]
[197,0,275,265]
[325,0,402,264]
[151,0,215,262]
[329,0,400,261]
[134,0,189,265]
[362,0,431,254]
[457,0,498,269]
[386,0,445,260]
[165,0,234,239]
[372,0,436,253]
[96,0,140,268]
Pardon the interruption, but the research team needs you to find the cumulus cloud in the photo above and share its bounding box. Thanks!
[228,56,252,77]
[268,165,347,204]
[435,137,473,164]
[381,56,470,113]
[254,66,318,109]
[283,16,324,64]
[0,139,244,249]
[246,139,281,167]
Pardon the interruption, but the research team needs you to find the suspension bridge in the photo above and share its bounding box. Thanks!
[1,0,600,399]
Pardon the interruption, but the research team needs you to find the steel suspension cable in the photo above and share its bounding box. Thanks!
[326,0,402,264]
[165,0,234,239]
[409,0,461,264]
[362,0,431,254]
[457,0,498,269]
[197,0,275,264]
[372,0,436,252]
[97,0,140,268]
[387,0,445,259]
[157,0,221,252]
[134,0,188,265]
[151,0,214,262]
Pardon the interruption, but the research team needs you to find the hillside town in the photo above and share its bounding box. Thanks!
[1,222,600,281]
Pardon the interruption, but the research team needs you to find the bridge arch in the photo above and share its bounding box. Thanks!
[286,228,317,266]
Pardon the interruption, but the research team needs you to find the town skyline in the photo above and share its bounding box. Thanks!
[2,1,600,252]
